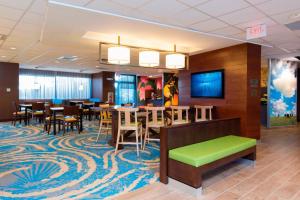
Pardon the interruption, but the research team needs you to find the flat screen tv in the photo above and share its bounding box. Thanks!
[191,69,224,98]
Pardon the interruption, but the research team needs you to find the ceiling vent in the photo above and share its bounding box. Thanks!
[285,20,300,30]
[56,55,78,62]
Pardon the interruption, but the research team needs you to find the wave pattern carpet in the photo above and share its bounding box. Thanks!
[0,122,159,199]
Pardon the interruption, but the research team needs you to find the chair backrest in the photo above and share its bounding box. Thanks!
[145,106,165,126]
[194,105,213,122]
[117,107,139,128]
[45,106,52,117]
[12,101,19,112]
[32,102,45,111]
[170,106,190,124]
[63,106,80,116]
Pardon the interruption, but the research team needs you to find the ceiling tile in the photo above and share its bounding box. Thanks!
[196,0,250,17]
[256,0,300,15]
[177,0,210,7]
[210,26,243,36]
[170,8,210,26]
[267,24,292,35]
[271,9,300,25]
[29,0,48,15]
[0,0,33,10]
[86,0,131,16]
[0,18,17,29]
[53,0,91,6]
[21,12,44,25]
[0,5,24,20]
[220,7,265,25]
[111,0,150,9]
[235,17,277,29]
[139,0,189,18]
[190,18,228,32]
[277,41,300,51]
[0,26,11,35]
[244,0,271,4]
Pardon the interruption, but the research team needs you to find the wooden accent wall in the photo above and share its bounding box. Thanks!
[179,43,261,139]
[92,71,115,103]
[0,62,19,121]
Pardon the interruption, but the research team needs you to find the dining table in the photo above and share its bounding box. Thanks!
[82,102,95,121]
[50,107,83,135]
[18,104,32,125]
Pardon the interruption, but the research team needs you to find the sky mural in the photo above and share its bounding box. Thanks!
[268,59,298,127]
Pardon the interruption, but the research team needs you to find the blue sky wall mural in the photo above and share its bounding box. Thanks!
[268,59,298,127]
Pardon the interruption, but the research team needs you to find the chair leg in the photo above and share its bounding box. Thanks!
[48,122,51,135]
[77,122,80,134]
[96,122,103,142]
[135,129,139,156]
[63,123,66,135]
[115,129,121,154]
[143,127,148,150]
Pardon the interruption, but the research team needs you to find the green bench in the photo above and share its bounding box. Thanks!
[169,135,256,167]
[159,118,257,191]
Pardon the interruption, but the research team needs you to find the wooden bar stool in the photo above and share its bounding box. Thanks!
[194,105,213,122]
[96,104,112,141]
[115,107,142,156]
[170,106,190,125]
[143,106,165,150]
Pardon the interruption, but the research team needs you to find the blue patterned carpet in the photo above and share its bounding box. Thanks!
[0,122,159,199]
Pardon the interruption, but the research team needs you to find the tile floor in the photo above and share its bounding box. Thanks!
[114,124,300,200]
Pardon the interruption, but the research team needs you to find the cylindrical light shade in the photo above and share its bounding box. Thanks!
[108,46,130,65]
[139,51,160,67]
[166,53,185,69]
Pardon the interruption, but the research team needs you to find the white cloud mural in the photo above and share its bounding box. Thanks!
[272,68,297,98]
[271,98,287,116]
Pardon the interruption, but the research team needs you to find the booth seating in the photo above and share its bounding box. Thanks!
[160,118,256,192]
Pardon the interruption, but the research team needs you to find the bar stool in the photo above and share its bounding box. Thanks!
[96,104,112,141]
[170,106,190,125]
[194,105,213,122]
[143,106,165,150]
[115,107,143,156]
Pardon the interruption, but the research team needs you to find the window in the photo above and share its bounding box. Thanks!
[19,69,91,100]
[115,74,137,105]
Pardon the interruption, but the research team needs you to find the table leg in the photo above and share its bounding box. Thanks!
[25,107,28,126]
[108,110,123,149]
[53,111,57,135]
[80,113,83,132]
[88,107,92,121]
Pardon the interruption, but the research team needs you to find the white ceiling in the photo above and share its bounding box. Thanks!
[0,0,299,74]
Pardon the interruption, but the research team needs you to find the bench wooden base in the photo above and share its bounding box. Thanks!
[168,146,256,189]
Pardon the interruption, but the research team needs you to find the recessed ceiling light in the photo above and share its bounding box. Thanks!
[289,13,300,19]
[10,47,16,50]
[1,55,6,58]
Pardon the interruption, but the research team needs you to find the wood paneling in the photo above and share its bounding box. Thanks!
[0,62,19,121]
[179,43,261,139]
[92,71,115,103]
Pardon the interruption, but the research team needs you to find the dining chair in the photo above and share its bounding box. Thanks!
[11,101,26,126]
[44,106,64,134]
[115,107,142,156]
[96,104,112,141]
[143,106,165,150]
[170,106,190,125]
[194,105,213,122]
[61,106,81,135]
[31,102,45,123]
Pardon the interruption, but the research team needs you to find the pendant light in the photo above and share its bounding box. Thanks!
[108,36,130,65]
[139,50,160,67]
[166,44,185,69]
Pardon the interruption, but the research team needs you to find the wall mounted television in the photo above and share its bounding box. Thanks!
[191,69,224,98]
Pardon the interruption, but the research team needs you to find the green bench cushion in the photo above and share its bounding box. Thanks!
[169,135,256,167]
